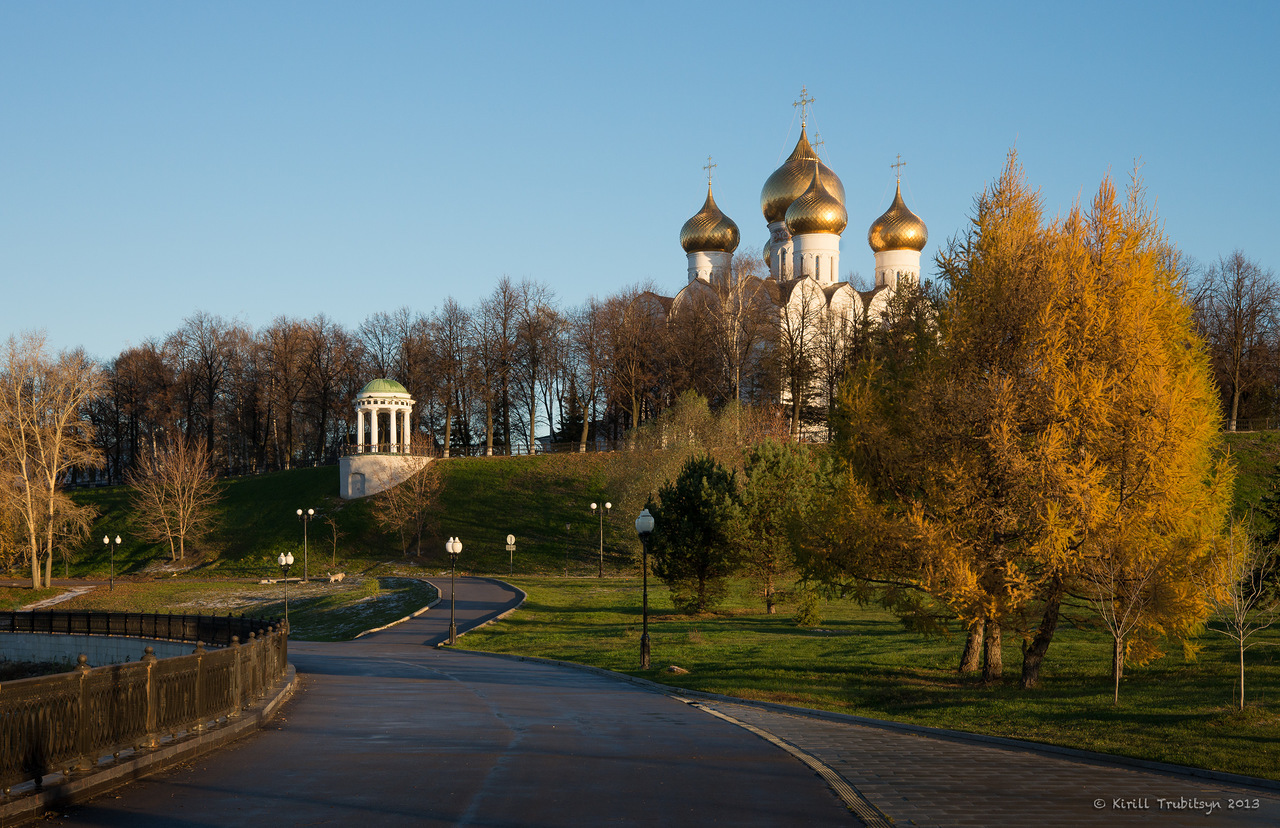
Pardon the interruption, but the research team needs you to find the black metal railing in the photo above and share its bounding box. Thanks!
[0,611,269,649]
[0,613,288,793]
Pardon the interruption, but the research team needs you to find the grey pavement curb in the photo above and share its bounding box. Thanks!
[1,664,299,826]
[353,578,442,638]
[455,647,1280,796]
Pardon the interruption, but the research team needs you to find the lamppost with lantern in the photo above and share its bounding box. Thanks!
[591,501,611,578]
[635,508,654,669]
[102,534,121,591]
[277,550,295,627]
[446,536,462,644]
[296,508,315,581]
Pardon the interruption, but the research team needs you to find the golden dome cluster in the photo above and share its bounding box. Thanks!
[785,165,848,236]
[868,183,928,252]
[760,126,846,225]
[680,185,741,253]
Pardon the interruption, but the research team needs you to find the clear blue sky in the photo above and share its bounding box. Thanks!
[2,1,1276,360]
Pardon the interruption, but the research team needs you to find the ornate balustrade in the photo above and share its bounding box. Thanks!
[0,612,287,794]
[0,611,267,648]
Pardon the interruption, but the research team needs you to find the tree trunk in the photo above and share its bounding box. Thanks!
[1112,636,1124,705]
[1020,578,1064,689]
[959,619,984,672]
[485,401,494,456]
[30,537,40,589]
[528,402,536,454]
[1239,641,1246,710]
[578,384,592,453]
[442,404,453,459]
[982,620,1002,681]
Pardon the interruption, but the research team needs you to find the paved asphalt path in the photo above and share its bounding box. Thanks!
[38,576,1280,827]
[47,576,854,827]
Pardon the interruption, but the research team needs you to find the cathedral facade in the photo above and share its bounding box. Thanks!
[634,110,929,430]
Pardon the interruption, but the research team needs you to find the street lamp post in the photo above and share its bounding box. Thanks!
[296,508,315,581]
[446,536,462,644]
[590,501,611,578]
[635,508,654,669]
[277,550,295,628]
[102,534,121,591]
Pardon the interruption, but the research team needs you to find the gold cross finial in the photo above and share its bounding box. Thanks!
[891,154,906,183]
[793,86,815,126]
[813,131,825,153]
[703,155,717,186]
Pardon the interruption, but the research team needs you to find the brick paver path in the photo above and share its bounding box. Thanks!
[690,700,1280,827]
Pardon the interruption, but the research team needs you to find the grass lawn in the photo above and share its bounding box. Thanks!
[459,575,1280,781]
[61,454,631,582]
[0,586,64,611]
[49,576,437,642]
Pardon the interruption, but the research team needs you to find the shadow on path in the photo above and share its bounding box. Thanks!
[49,576,854,827]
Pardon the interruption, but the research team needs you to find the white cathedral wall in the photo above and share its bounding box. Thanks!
[792,233,841,285]
[874,249,922,290]
[766,220,793,280]
[687,250,731,283]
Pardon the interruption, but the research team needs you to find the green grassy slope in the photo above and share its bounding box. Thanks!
[51,431,1280,583]
[1223,431,1280,524]
[69,467,381,580]
[61,453,637,580]
[432,453,637,574]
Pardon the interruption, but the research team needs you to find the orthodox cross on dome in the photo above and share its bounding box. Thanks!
[703,155,717,186]
[891,154,907,183]
[793,86,815,126]
[813,130,825,154]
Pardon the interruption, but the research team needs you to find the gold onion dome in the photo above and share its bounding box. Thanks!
[784,165,848,236]
[760,126,845,224]
[868,183,928,252]
[680,184,740,253]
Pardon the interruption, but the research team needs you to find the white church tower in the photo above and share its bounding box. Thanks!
[759,88,845,282]
[679,159,740,283]
[868,158,929,290]
[785,163,847,284]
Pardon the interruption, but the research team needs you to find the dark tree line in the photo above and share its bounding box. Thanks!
[1192,251,1280,430]
[85,264,843,482]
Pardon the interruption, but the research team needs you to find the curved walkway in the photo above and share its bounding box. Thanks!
[47,577,851,827]
[45,577,1280,827]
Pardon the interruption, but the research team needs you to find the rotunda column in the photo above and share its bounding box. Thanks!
[356,408,366,453]
[370,407,380,452]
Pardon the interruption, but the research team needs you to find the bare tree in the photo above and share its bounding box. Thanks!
[358,310,403,380]
[263,317,307,469]
[708,252,773,405]
[1212,522,1280,709]
[372,440,443,556]
[1194,251,1279,430]
[609,286,667,436]
[0,332,103,587]
[476,280,520,454]
[168,312,246,460]
[430,298,473,457]
[775,279,826,440]
[128,437,222,562]
[513,280,558,452]
[323,512,345,568]
[301,314,360,463]
[568,298,611,451]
